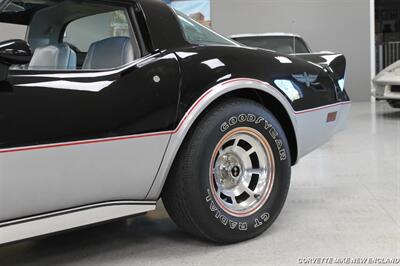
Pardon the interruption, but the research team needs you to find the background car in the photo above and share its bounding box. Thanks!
[231,33,312,54]
[0,0,349,245]
[372,60,400,108]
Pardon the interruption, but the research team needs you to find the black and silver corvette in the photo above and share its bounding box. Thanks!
[0,0,350,244]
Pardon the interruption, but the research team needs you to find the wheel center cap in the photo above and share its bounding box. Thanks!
[215,153,242,189]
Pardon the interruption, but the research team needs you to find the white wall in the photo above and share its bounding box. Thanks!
[211,0,372,101]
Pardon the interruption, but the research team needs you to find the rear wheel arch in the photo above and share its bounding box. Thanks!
[147,83,299,200]
[211,89,298,165]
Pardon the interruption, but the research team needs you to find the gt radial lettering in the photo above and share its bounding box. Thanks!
[205,189,247,231]
[254,213,270,228]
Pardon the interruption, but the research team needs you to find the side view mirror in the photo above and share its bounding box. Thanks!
[0,39,32,66]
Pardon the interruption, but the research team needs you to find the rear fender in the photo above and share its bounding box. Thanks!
[296,52,348,101]
[145,78,298,200]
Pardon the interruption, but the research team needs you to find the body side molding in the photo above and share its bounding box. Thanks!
[0,201,156,245]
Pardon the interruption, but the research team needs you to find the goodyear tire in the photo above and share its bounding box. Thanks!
[162,98,291,243]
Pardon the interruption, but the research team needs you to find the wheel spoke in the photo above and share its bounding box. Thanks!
[239,183,253,196]
[246,147,256,155]
[210,129,275,215]
[231,136,240,151]
[230,196,238,206]
[245,168,266,176]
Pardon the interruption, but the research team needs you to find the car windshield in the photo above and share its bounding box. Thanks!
[233,36,310,54]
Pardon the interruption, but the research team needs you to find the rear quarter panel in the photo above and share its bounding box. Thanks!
[146,46,351,199]
[174,46,342,122]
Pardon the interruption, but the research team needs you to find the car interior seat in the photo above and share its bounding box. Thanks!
[82,37,136,70]
[28,43,77,70]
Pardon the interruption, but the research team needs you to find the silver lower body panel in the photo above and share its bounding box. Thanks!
[0,201,156,245]
[0,133,170,222]
[296,102,351,158]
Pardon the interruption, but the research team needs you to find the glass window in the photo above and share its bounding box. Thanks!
[175,11,237,46]
[0,1,32,43]
[0,0,139,71]
[0,1,138,71]
[0,2,28,69]
[233,36,311,54]
[63,10,131,53]
[0,22,27,42]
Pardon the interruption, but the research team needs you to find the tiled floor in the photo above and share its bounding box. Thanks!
[1,102,400,265]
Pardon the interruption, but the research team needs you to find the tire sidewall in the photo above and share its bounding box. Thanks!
[188,100,291,242]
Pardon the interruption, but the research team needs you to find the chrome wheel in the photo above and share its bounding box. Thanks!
[209,127,275,217]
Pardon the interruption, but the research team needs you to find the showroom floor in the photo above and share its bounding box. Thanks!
[1,102,400,266]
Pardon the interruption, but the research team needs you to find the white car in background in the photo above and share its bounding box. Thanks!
[231,33,312,55]
[373,61,400,108]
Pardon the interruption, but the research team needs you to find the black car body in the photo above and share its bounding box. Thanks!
[0,0,350,244]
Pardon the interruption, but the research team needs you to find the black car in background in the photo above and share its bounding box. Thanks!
[231,33,312,54]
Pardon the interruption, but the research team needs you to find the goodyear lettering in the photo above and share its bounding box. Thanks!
[220,114,287,161]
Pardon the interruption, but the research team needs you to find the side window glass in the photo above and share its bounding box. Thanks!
[2,1,139,71]
[61,9,137,70]
[63,10,130,53]
[175,11,237,47]
[0,22,27,42]
[0,22,28,70]
[27,7,137,71]
[0,1,27,43]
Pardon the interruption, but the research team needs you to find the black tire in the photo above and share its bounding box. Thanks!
[162,98,291,243]
[388,100,400,109]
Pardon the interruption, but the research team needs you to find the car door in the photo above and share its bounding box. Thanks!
[0,2,180,222]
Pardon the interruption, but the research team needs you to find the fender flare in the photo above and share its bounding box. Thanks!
[145,77,299,200]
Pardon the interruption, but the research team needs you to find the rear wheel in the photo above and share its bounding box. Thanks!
[162,98,291,243]
[388,100,400,108]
